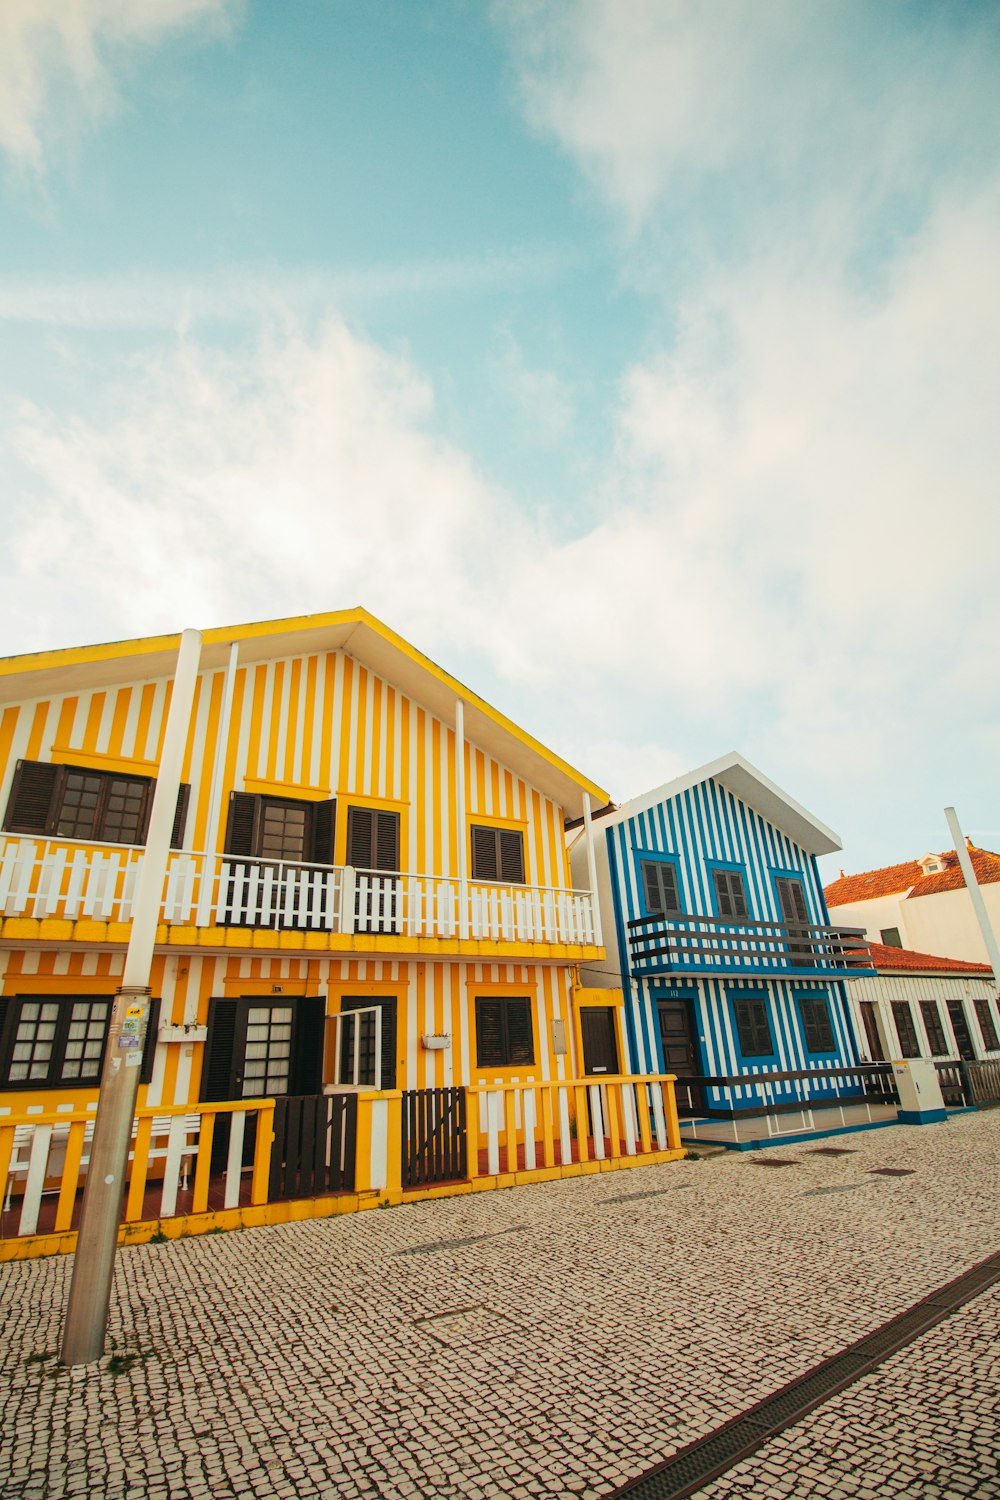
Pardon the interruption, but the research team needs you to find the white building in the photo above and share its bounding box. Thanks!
[824,844,1000,967]
[847,941,1000,1067]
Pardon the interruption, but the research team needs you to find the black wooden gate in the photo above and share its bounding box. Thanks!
[401,1087,467,1187]
[269,1093,358,1201]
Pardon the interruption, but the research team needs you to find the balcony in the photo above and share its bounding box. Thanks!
[0,835,598,952]
[627,911,873,978]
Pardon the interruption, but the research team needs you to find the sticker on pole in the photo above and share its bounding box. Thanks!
[125,1052,142,1068]
[118,1034,141,1049]
[125,1005,146,1019]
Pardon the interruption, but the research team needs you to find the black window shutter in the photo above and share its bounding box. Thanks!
[3,760,61,834]
[290,997,325,1094]
[140,997,161,1084]
[506,998,534,1064]
[471,825,498,881]
[170,784,191,849]
[498,830,524,884]
[374,811,400,872]
[347,806,374,869]
[224,792,258,856]
[475,998,505,1067]
[0,996,11,1082]
[201,998,239,1102]
[643,861,662,913]
[309,798,336,865]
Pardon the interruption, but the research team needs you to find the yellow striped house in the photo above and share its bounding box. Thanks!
[0,610,613,1123]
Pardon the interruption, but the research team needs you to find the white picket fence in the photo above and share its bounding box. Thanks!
[0,1100,274,1240]
[0,836,596,946]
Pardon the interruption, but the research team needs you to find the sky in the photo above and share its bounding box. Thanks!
[0,0,998,881]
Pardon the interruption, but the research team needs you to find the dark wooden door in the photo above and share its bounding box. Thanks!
[656,999,703,1113]
[581,1007,620,1075]
[776,876,811,966]
[202,996,324,1166]
[337,996,397,1089]
[860,1002,885,1061]
[947,1000,977,1062]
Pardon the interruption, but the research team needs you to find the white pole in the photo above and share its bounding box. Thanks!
[195,640,239,926]
[455,700,468,940]
[61,629,203,1366]
[582,792,603,947]
[944,807,1000,985]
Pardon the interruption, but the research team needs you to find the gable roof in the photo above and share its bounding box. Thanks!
[593,751,842,856]
[825,846,1000,906]
[866,941,993,976]
[0,608,608,818]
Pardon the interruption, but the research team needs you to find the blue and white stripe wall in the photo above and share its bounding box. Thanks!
[570,752,863,1113]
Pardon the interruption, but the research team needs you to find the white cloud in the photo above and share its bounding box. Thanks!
[5,170,999,808]
[0,0,235,171]
[498,0,1000,235]
[3,322,523,655]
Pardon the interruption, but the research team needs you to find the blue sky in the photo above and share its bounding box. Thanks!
[1,0,998,879]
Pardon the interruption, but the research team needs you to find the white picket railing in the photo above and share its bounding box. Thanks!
[0,1100,274,1240]
[0,836,597,947]
[466,1074,682,1177]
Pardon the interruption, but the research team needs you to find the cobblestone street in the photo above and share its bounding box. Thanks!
[2,1112,998,1500]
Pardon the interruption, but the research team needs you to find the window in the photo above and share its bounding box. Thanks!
[732,997,774,1058]
[475,996,534,1067]
[0,994,158,1089]
[797,995,835,1053]
[470,825,524,884]
[776,875,812,966]
[346,805,400,872]
[891,1001,921,1057]
[4,758,190,848]
[713,868,748,919]
[641,860,682,917]
[880,928,902,948]
[224,791,336,865]
[919,1001,949,1056]
[974,998,1000,1053]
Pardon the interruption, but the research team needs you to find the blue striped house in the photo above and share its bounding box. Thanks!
[569,753,874,1117]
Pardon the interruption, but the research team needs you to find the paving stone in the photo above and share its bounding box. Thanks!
[1,1114,999,1498]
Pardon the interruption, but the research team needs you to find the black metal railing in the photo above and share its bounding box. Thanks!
[670,1063,897,1117]
[628,911,873,975]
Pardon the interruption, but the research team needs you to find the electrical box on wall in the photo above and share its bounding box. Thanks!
[551,1018,568,1056]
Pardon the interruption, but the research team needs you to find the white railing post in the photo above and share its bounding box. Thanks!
[342,865,356,936]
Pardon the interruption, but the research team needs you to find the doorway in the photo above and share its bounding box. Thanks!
[776,876,811,966]
[656,998,703,1114]
[581,1007,620,1076]
[860,1001,885,1061]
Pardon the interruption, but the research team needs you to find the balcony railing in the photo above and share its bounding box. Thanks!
[628,911,873,976]
[0,836,597,947]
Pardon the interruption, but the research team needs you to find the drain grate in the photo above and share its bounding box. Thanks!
[807,1147,857,1156]
[609,1247,1000,1499]
[750,1158,799,1168]
[801,1184,863,1197]
[870,1167,916,1177]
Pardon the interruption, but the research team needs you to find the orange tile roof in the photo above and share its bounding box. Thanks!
[907,846,1000,898]
[866,941,993,975]
[824,846,1000,906]
[824,859,922,905]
